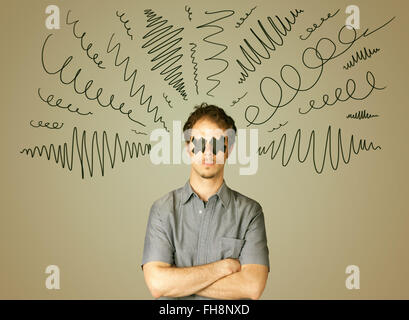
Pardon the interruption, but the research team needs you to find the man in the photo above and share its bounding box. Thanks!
[141,103,269,300]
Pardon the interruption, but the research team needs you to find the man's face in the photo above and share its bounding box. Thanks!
[187,118,229,180]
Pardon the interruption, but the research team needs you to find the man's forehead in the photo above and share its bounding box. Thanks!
[190,127,225,139]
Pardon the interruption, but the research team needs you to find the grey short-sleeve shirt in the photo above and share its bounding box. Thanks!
[141,179,270,300]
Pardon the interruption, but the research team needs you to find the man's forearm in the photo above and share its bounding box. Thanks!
[196,265,268,300]
[144,260,238,298]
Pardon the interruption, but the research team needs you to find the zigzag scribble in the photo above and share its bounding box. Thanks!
[106,34,169,132]
[343,47,381,70]
[236,9,304,84]
[346,109,379,120]
[258,125,381,174]
[189,42,200,95]
[197,10,235,97]
[20,127,151,179]
[142,9,188,100]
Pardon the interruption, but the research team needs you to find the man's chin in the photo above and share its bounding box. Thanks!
[200,174,217,179]
[198,168,218,179]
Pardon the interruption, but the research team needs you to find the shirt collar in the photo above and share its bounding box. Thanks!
[181,179,231,208]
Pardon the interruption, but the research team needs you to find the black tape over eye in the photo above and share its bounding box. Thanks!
[191,137,206,154]
[191,136,227,155]
[211,136,226,155]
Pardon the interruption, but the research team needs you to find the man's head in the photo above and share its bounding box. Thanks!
[183,103,237,180]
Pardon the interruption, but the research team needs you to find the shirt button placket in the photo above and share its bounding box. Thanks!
[197,200,213,265]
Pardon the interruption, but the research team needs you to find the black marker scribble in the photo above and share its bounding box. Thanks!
[65,10,106,69]
[131,130,148,135]
[106,33,169,131]
[20,127,151,179]
[116,10,134,40]
[189,42,200,95]
[230,92,248,107]
[258,125,381,174]
[298,71,385,114]
[346,109,379,120]
[299,9,340,40]
[245,17,395,127]
[197,10,235,97]
[343,47,381,70]
[142,9,188,100]
[267,121,288,133]
[41,34,146,127]
[185,5,192,21]
[163,93,174,108]
[30,120,64,129]
[235,6,256,28]
[38,88,93,116]
[236,9,304,84]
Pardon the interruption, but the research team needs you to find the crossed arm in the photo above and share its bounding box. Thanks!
[142,259,268,300]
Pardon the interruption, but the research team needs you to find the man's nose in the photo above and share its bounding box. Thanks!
[203,142,213,155]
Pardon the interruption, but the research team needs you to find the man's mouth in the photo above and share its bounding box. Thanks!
[203,156,214,166]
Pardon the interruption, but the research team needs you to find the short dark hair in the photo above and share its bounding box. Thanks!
[183,103,237,148]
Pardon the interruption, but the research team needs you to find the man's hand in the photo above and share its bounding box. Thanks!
[221,258,241,275]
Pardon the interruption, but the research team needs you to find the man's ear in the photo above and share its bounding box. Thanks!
[185,141,191,156]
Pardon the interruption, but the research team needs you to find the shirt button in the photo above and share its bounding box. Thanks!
[199,210,202,214]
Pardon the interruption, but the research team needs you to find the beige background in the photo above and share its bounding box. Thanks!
[1,0,408,299]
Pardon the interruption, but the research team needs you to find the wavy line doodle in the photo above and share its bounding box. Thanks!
[197,10,235,97]
[235,6,257,28]
[258,125,381,174]
[236,9,304,84]
[30,120,64,129]
[230,92,248,107]
[267,121,288,133]
[20,127,151,179]
[189,42,200,95]
[346,109,379,120]
[65,10,106,69]
[299,8,340,40]
[343,47,381,70]
[185,5,192,21]
[142,9,188,100]
[106,33,169,131]
[131,130,148,135]
[41,34,146,128]
[38,88,93,116]
[116,10,134,40]
[163,93,174,108]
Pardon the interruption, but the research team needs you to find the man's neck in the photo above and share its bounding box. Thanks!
[189,174,224,202]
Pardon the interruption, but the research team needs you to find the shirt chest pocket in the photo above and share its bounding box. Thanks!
[220,237,246,260]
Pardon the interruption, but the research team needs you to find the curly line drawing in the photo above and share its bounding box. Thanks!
[163,93,174,108]
[116,10,134,40]
[185,5,192,21]
[235,6,257,29]
[37,88,93,116]
[30,120,64,129]
[142,9,188,100]
[258,125,381,174]
[20,127,151,179]
[189,42,200,95]
[131,130,148,135]
[230,92,248,107]
[197,9,235,97]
